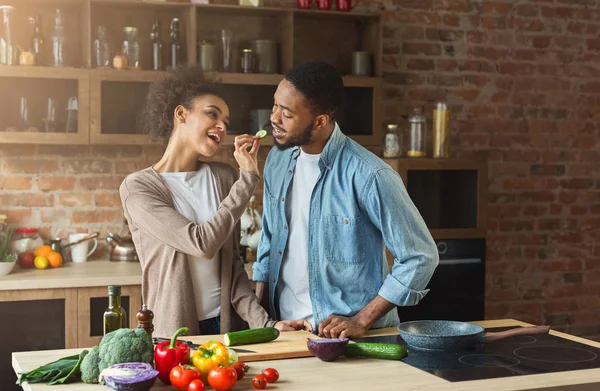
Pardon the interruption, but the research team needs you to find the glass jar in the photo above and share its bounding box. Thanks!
[433,101,450,158]
[94,25,111,68]
[11,227,43,257]
[50,8,65,67]
[0,5,16,65]
[383,124,402,158]
[122,26,140,69]
[407,106,426,158]
[241,48,254,73]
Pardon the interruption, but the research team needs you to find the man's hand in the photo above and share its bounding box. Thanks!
[318,315,367,339]
[275,320,313,332]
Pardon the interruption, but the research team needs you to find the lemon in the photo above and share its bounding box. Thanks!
[34,255,49,269]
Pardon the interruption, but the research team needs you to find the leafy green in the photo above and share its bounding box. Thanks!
[0,226,14,263]
[16,350,88,386]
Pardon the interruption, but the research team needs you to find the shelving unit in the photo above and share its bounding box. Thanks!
[0,0,382,146]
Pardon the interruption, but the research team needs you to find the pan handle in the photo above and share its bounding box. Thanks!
[485,325,550,343]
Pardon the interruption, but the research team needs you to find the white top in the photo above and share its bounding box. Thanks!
[160,165,221,321]
[277,150,321,328]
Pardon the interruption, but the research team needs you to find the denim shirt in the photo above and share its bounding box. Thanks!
[253,124,439,330]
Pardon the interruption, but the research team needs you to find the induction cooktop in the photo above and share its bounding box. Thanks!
[353,327,600,382]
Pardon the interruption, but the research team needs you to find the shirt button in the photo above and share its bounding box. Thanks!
[278,251,282,256]
[288,170,292,174]
[344,219,349,224]
[284,225,288,230]
[272,278,276,283]
[281,197,285,202]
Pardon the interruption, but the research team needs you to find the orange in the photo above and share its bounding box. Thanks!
[34,255,49,269]
[34,245,53,257]
[47,251,63,268]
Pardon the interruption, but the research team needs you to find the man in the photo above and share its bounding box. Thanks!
[253,61,439,339]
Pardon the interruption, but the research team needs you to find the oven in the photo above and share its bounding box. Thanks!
[396,238,486,322]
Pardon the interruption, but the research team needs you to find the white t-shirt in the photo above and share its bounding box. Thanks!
[160,165,221,321]
[277,150,321,328]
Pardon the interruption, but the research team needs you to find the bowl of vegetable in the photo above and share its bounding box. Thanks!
[0,258,16,276]
[0,226,16,276]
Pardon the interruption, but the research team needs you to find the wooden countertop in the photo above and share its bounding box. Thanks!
[0,260,256,291]
[12,319,600,391]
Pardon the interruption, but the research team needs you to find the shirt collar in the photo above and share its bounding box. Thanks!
[290,123,345,170]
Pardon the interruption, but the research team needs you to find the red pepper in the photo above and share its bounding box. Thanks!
[154,327,191,384]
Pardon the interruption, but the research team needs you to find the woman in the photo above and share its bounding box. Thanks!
[120,65,310,337]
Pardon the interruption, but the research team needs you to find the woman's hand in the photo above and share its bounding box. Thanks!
[275,320,313,332]
[233,134,260,175]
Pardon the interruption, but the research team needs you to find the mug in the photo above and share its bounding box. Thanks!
[316,0,331,10]
[297,0,314,8]
[336,0,358,11]
[69,233,98,263]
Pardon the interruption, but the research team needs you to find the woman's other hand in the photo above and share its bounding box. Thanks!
[233,134,260,175]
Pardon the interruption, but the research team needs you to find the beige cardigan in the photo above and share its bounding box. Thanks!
[120,163,276,337]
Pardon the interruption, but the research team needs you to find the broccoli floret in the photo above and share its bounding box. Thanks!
[80,346,101,384]
[98,328,154,372]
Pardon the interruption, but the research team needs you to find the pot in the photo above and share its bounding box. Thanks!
[398,320,550,351]
[106,232,138,262]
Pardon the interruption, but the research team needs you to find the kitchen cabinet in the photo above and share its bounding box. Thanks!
[0,0,382,146]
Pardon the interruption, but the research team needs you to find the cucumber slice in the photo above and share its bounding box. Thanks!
[344,342,408,360]
[255,129,268,139]
[223,327,280,347]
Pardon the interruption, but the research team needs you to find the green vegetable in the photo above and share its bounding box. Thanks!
[255,129,268,139]
[81,346,101,384]
[98,328,154,373]
[0,226,15,263]
[223,327,280,347]
[344,342,408,360]
[227,347,239,366]
[16,349,88,385]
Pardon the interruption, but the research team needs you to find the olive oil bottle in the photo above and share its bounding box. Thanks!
[103,285,127,335]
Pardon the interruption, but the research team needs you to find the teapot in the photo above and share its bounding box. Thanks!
[106,232,138,262]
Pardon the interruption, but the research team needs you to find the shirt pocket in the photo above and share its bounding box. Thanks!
[324,215,363,264]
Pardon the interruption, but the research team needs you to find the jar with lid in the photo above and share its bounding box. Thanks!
[122,26,140,69]
[383,124,402,158]
[241,48,254,73]
[433,101,450,158]
[11,228,43,257]
[407,106,426,158]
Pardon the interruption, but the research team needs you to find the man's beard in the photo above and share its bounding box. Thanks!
[273,122,314,150]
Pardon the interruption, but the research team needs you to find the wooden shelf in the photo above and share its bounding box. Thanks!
[0,66,88,79]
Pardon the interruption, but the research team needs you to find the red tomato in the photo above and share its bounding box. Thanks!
[232,362,249,380]
[170,364,202,391]
[252,374,268,389]
[188,379,205,391]
[207,367,237,391]
[262,368,279,383]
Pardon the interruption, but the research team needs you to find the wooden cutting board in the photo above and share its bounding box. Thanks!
[185,330,320,362]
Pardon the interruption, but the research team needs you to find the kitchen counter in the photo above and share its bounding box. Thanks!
[12,319,600,391]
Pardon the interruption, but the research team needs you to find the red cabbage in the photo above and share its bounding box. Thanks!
[99,362,158,391]
[307,338,350,362]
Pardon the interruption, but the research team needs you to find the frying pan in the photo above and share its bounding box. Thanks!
[398,320,550,351]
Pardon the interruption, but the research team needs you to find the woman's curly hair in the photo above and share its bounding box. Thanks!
[140,64,222,141]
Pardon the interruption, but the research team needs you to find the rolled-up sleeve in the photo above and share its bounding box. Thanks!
[363,168,439,307]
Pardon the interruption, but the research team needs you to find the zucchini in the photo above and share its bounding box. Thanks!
[223,327,280,346]
[344,342,408,360]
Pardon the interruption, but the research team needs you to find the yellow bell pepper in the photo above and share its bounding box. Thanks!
[191,341,230,379]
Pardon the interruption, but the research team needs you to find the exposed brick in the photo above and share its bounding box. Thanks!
[4,160,60,174]
[58,193,94,207]
[402,42,442,55]
[95,194,122,207]
[0,176,32,190]
[71,210,123,224]
[62,159,113,174]
[0,194,53,207]
[38,177,76,191]
[406,59,435,70]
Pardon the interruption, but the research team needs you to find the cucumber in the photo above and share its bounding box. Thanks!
[344,342,408,360]
[223,327,280,346]
[255,129,268,139]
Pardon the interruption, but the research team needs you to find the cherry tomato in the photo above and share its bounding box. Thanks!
[262,368,279,383]
[207,367,237,391]
[188,379,205,391]
[252,374,268,389]
[169,364,202,391]
[232,361,249,380]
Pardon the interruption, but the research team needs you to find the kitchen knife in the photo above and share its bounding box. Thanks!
[152,337,256,353]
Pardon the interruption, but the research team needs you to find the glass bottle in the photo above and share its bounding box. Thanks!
[136,304,154,337]
[29,15,45,66]
[433,101,450,158]
[169,18,181,69]
[122,27,140,69]
[407,106,426,158]
[93,25,111,68]
[383,124,402,158]
[0,5,16,65]
[150,20,163,71]
[103,285,127,335]
[50,9,65,67]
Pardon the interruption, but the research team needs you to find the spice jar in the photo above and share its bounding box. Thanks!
[11,228,43,256]
[407,106,426,158]
[383,124,402,158]
[241,48,254,73]
[122,26,140,69]
[433,101,450,158]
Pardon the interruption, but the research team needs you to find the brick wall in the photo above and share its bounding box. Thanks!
[2,0,600,340]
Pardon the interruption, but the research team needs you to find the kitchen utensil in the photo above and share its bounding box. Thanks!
[68,232,98,263]
[152,337,256,353]
[61,231,99,249]
[49,238,63,259]
[398,320,550,351]
[106,232,138,262]
[335,0,358,11]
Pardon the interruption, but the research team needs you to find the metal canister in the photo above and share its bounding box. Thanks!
[198,41,218,72]
[251,40,278,74]
[241,49,254,73]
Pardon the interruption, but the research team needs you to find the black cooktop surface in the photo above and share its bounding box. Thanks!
[353,327,600,382]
